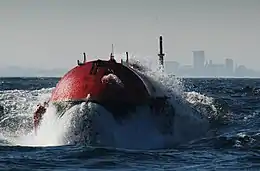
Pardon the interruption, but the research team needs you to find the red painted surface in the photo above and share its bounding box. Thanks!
[33,59,167,132]
[50,59,150,105]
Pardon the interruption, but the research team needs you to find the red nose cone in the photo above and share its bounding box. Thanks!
[50,60,150,105]
[50,61,102,102]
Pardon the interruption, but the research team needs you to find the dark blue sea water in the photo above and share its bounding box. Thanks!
[0,77,259,170]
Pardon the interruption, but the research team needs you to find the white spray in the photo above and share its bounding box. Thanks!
[0,54,219,149]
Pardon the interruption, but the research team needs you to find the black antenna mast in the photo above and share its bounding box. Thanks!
[110,44,115,61]
[158,36,165,69]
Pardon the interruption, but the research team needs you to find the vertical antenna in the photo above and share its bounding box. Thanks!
[158,36,165,69]
[83,52,86,63]
[126,52,129,64]
[110,44,115,61]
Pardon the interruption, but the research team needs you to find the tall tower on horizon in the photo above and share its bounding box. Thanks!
[192,51,205,75]
[158,36,165,69]
[225,58,234,76]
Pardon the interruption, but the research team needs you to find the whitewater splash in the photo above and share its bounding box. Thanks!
[0,54,227,149]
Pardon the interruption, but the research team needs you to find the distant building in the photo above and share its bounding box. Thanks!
[179,65,193,77]
[235,65,247,77]
[209,60,213,66]
[165,61,179,74]
[192,51,205,75]
[225,58,234,76]
[209,64,226,77]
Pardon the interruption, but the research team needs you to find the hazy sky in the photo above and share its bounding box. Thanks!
[0,0,260,70]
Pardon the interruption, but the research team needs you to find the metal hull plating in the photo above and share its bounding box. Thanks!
[33,36,170,132]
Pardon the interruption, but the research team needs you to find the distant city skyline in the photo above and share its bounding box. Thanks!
[0,49,258,77]
[165,50,260,77]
